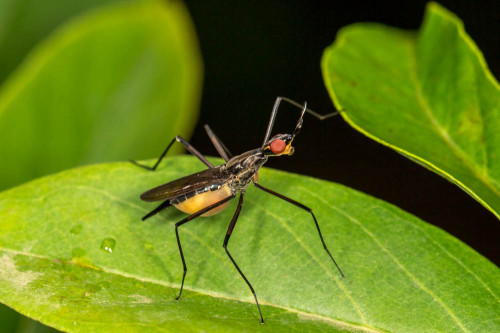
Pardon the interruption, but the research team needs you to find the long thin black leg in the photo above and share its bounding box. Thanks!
[174,195,235,300]
[131,136,214,171]
[262,96,341,147]
[204,124,233,162]
[142,200,172,221]
[223,193,264,324]
[175,136,214,168]
[262,97,285,147]
[278,96,341,120]
[254,183,345,278]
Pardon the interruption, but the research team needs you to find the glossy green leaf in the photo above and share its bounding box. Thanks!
[322,3,500,219]
[0,0,132,84]
[0,156,498,332]
[0,0,202,191]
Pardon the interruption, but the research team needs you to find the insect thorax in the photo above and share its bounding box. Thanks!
[225,149,268,192]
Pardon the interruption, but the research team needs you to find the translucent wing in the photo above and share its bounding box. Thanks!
[140,166,230,202]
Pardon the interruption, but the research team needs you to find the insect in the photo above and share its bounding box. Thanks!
[131,97,344,323]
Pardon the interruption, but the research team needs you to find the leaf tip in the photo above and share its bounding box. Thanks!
[424,2,463,29]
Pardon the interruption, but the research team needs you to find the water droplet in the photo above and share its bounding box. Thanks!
[70,225,82,235]
[100,238,116,253]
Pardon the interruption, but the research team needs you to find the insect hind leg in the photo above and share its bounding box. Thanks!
[130,136,214,171]
[142,200,172,221]
[223,193,265,323]
[173,195,235,300]
[254,182,344,278]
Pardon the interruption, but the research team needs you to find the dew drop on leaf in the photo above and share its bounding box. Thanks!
[100,238,116,253]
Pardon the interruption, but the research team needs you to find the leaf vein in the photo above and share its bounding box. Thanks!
[407,42,500,197]
[246,197,368,325]
[0,248,384,333]
[371,204,499,302]
[300,187,470,332]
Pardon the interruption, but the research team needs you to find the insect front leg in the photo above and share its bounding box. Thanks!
[223,193,265,323]
[173,195,235,300]
[130,136,214,171]
[253,183,345,278]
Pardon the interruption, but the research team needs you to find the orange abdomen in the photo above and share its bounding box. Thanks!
[173,185,233,217]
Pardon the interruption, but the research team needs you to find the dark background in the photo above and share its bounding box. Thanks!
[182,0,500,265]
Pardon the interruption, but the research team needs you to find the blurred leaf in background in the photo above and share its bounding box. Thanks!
[0,0,133,84]
[0,0,202,191]
[322,2,500,220]
[0,156,498,332]
[0,0,202,331]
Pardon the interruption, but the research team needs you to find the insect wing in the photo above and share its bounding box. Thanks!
[140,167,230,202]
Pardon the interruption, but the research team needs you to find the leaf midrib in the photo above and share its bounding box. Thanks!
[407,35,500,198]
[0,247,383,333]
[63,181,368,325]
[30,182,369,326]
[6,171,496,332]
[1,179,383,331]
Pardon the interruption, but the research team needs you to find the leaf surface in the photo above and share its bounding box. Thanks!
[322,3,500,219]
[0,156,498,332]
[0,0,202,191]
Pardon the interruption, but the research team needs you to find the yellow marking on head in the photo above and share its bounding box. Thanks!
[283,141,294,155]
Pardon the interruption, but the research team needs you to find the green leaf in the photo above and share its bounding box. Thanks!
[0,0,132,84]
[0,0,202,191]
[0,156,498,332]
[321,2,500,220]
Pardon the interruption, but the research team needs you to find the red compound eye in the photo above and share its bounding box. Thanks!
[270,139,286,154]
